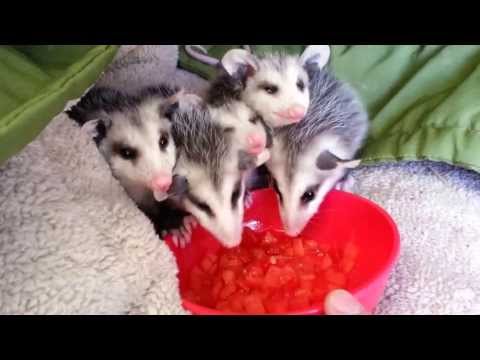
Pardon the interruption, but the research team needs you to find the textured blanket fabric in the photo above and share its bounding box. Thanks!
[0,109,186,314]
[0,47,188,315]
[1,45,479,314]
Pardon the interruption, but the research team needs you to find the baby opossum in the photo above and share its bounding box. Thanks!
[186,45,331,129]
[67,85,182,216]
[266,61,369,237]
[186,45,332,204]
[166,105,263,249]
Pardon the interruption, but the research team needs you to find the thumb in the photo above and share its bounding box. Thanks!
[324,289,369,315]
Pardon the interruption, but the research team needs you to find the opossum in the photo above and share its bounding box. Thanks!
[166,105,264,249]
[67,85,183,215]
[185,45,331,129]
[265,61,369,237]
[185,45,332,205]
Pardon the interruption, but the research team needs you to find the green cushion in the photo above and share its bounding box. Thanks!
[0,45,119,166]
[179,45,480,173]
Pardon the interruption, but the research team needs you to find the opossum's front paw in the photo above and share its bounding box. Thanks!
[335,173,356,193]
[170,229,191,249]
[244,191,254,209]
[170,216,199,248]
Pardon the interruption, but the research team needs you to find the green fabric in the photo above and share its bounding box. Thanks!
[179,45,480,173]
[0,45,119,166]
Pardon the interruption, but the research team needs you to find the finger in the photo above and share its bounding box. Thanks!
[324,289,369,315]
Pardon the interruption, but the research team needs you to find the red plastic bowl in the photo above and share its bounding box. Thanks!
[166,189,400,315]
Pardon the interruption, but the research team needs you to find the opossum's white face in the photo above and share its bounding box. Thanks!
[91,99,177,204]
[242,57,311,128]
[173,156,251,249]
[209,101,270,162]
[221,45,331,129]
[267,135,360,237]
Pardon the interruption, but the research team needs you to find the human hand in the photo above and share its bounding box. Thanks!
[324,289,369,315]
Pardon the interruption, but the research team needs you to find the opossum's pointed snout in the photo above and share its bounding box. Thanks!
[213,223,243,249]
[287,105,307,120]
[247,133,266,155]
[275,105,307,124]
[285,227,302,238]
[281,213,305,238]
[150,174,173,193]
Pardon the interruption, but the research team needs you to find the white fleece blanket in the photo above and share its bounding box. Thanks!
[1,45,479,315]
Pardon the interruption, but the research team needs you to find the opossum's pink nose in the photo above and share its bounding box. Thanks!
[247,133,266,155]
[151,174,172,193]
[285,105,307,122]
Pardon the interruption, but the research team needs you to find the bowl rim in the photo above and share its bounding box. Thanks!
[172,189,401,315]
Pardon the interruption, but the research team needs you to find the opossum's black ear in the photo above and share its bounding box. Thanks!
[316,150,340,170]
[300,45,331,70]
[81,118,110,144]
[316,151,362,171]
[161,101,180,121]
[238,150,257,172]
[221,49,258,79]
[169,175,189,197]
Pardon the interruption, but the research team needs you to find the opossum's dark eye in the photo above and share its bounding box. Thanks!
[297,79,305,92]
[301,191,315,204]
[114,144,138,161]
[159,132,169,150]
[188,194,214,218]
[300,185,320,205]
[260,83,278,95]
[249,115,260,124]
[196,202,214,217]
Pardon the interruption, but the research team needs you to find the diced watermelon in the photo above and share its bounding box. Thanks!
[285,247,294,257]
[264,293,289,314]
[219,283,237,300]
[183,229,358,314]
[252,247,266,260]
[263,232,278,245]
[289,290,310,311]
[216,301,230,311]
[212,279,223,300]
[319,254,333,270]
[229,293,245,313]
[243,294,266,314]
[340,258,355,273]
[244,265,264,288]
[266,245,281,256]
[264,266,283,288]
[325,269,347,287]
[222,269,236,284]
[293,237,305,257]
[304,239,319,251]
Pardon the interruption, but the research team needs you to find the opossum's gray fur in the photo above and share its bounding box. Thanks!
[171,107,231,188]
[206,51,298,108]
[67,85,179,141]
[206,70,244,107]
[275,67,369,180]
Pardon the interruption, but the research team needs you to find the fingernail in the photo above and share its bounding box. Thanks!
[327,290,364,315]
